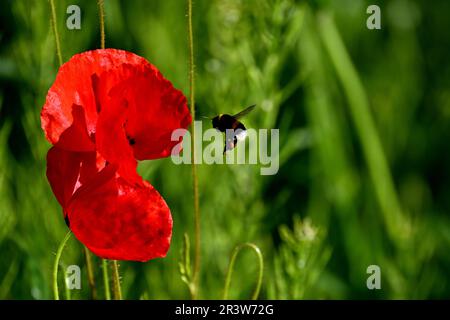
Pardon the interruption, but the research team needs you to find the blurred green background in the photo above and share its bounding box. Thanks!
[1,0,450,299]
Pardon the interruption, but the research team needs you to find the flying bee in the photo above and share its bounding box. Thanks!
[209,105,256,154]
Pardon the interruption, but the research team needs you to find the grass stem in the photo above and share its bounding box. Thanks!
[111,260,122,300]
[102,259,111,300]
[223,243,264,300]
[318,13,408,241]
[83,247,97,299]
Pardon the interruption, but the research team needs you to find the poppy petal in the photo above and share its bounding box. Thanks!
[41,49,149,147]
[55,104,95,152]
[46,147,98,209]
[66,165,172,262]
[96,98,142,186]
[106,65,192,160]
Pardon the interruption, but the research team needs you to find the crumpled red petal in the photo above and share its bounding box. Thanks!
[46,147,98,209]
[55,104,95,152]
[66,165,172,262]
[41,49,191,158]
[95,93,142,186]
[104,64,191,160]
[42,49,148,147]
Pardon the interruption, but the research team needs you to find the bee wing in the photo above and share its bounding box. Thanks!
[232,104,256,119]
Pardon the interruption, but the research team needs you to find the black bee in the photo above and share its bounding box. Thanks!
[210,105,256,154]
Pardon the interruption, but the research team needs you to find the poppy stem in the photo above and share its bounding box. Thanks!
[96,0,117,302]
[102,259,111,300]
[222,243,264,300]
[83,247,97,299]
[52,231,72,300]
[64,271,72,300]
[96,0,113,302]
[187,0,201,299]
[49,0,63,66]
[97,0,106,49]
[111,260,122,300]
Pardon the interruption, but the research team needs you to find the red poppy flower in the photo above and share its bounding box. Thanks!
[42,49,191,262]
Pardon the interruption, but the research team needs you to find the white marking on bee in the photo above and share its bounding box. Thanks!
[235,130,247,142]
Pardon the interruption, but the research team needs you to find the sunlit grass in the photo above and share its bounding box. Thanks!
[0,0,449,299]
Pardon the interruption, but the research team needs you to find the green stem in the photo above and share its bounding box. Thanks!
[62,262,72,300]
[53,231,72,300]
[49,0,63,66]
[223,243,264,300]
[64,273,71,300]
[97,0,113,302]
[97,0,106,49]
[111,260,122,300]
[84,247,97,299]
[187,0,201,299]
[102,259,111,300]
[97,0,116,302]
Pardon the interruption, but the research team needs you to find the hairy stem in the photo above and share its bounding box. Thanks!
[102,259,111,300]
[64,273,71,300]
[52,231,72,300]
[96,1,120,301]
[223,243,264,300]
[96,0,120,301]
[84,247,97,299]
[97,0,105,49]
[187,0,201,299]
[111,260,122,300]
[49,0,63,66]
